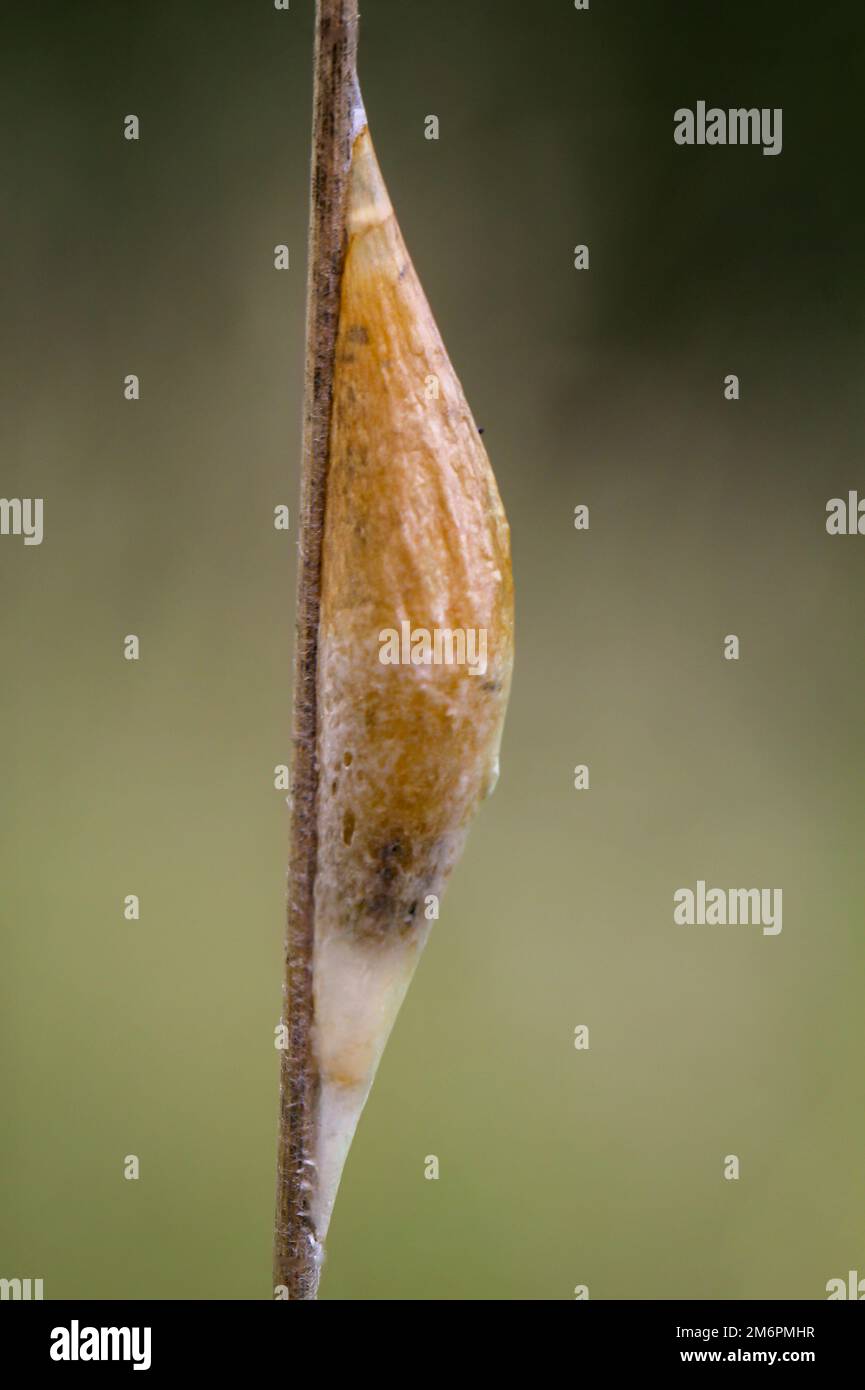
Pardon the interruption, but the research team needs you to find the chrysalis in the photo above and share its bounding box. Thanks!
[309,100,514,1242]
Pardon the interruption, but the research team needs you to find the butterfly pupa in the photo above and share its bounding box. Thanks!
[309,92,514,1246]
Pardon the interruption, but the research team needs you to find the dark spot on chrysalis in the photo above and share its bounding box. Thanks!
[378,842,404,888]
[346,324,369,345]
[365,892,391,918]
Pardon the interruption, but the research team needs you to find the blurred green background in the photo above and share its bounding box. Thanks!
[2,0,864,1300]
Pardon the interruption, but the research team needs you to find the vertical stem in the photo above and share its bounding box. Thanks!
[274,0,359,1301]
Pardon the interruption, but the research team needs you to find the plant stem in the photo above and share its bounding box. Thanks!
[273,0,359,1302]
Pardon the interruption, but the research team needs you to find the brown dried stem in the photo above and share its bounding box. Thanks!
[273,0,359,1302]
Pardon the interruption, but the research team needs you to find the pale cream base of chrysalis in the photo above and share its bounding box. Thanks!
[310,929,430,1240]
